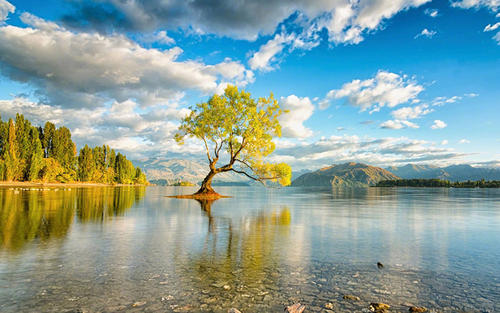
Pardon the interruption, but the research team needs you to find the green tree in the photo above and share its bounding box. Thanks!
[78,145,95,181]
[27,128,44,181]
[115,153,135,184]
[175,85,291,196]
[42,122,56,158]
[3,119,19,181]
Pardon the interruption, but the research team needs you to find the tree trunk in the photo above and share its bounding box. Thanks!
[195,170,217,194]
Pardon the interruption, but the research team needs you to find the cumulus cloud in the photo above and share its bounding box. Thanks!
[441,140,449,145]
[424,8,439,17]
[271,135,467,169]
[0,0,14,23]
[62,0,431,44]
[380,120,419,129]
[0,97,197,160]
[249,33,295,71]
[391,104,433,120]
[278,95,314,138]
[0,13,254,108]
[431,120,447,129]
[415,28,437,39]
[459,139,471,144]
[320,71,424,111]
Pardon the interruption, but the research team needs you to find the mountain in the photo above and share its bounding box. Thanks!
[134,158,313,186]
[291,162,399,187]
[387,164,500,181]
[133,158,251,186]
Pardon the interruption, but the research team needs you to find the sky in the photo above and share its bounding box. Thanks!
[0,0,499,170]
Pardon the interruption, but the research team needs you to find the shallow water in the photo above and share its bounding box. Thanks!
[0,186,499,312]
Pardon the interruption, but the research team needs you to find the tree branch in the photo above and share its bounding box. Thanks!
[202,137,212,163]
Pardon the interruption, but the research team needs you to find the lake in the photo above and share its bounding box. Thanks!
[0,186,499,312]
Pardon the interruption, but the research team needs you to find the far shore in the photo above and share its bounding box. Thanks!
[0,181,148,188]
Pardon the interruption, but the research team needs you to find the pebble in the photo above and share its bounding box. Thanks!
[132,301,146,307]
[369,302,390,312]
[285,303,306,313]
[325,302,334,309]
[409,306,428,312]
[228,309,242,313]
[343,294,361,301]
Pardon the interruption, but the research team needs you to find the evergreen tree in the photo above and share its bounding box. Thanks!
[28,128,43,181]
[3,119,18,181]
[42,122,55,158]
[78,145,95,182]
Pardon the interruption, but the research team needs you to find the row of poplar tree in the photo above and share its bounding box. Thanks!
[0,113,147,184]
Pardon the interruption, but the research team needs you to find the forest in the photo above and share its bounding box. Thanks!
[0,113,147,184]
[376,179,500,188]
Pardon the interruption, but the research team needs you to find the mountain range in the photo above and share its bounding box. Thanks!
[386,164,500,181]
[291,162,398,187]
[133,158,500,186]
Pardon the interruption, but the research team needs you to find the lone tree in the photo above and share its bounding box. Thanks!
[175,85,291,198]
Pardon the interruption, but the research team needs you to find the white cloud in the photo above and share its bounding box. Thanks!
[0,97,196,159]
[391,104,433,120]
[431,120,447,129]
[459,139,471,144]
[424,8,439,17]
[415,28,437,39]
[320,71,424,111]
[484,22,500,31]
[380,120,419,129]
[64,0,431,45]
[0,0,14,23]
[249,33,295,71]
[441,140,449,145]
[272,135,467,169]
[465,92,479,97]
[141,30,175,45]
[0,13,254,108]
[451,0,499,11]
[278,95,314,138]
[493,31,500,44]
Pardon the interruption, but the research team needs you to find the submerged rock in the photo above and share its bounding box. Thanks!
[285,303,306,313]
[132,301,146,307]
[377,262,384,269]
[325,302,334,309]
[370,302,390,312]
[343,294,361,301]
[228,309,242,313]
[409,306,428,312]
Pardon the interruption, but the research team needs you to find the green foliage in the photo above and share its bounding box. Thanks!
[0,114,147,185]
[175,85,291,191]
[376,179,500,188]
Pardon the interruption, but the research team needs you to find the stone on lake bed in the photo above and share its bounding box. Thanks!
[370,302,390,312]
[325,302,334,309]
[377,262,384,269]
[343,294,361,301]
[228,309,242,313]
[132,301,146,307]
[409,306,428,312]
[285,303,306,313]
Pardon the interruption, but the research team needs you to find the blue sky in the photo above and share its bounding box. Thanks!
[0,0,498,169]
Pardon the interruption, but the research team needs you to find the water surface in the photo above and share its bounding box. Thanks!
[0,186,499,312]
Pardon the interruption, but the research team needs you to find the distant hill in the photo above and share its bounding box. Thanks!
[291,162,399,187]
[387,164,500,181]
[137,158,310,186]
[133,158,249,186]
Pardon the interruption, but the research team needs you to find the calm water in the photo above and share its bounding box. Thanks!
[0,186,499,313]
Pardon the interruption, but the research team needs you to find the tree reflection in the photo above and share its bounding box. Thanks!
[0,186,145,251]
[182,199,292,299]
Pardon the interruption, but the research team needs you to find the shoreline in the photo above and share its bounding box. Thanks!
[0,181,148,188]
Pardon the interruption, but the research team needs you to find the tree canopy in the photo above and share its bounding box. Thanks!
[175,85,291,195]
[0,114,146,185]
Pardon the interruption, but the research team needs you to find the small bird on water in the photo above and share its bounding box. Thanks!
[377,262,384,269]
